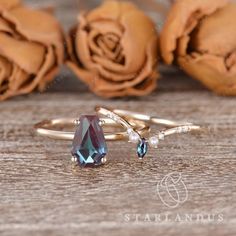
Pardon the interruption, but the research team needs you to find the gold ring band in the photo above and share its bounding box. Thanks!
[34,117,150,141]
[96,107,202,159]
[34,107,202,167]
[111,108,194,127]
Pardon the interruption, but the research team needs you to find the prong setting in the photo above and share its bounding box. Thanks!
[98,119,105,126]
[71,156,78,163]
[73,119,80,126]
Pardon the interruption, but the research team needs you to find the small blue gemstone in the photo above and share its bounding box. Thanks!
[137,138,148,159]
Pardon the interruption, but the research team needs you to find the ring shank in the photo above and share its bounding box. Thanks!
[112,109,194,127]
[109,108,202,137]
[35,117,150,141]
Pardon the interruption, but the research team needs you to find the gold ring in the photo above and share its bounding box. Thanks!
[34,114,150,167]
[96,107,202,159]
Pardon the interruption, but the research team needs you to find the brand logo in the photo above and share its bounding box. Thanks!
[156,172,188,208]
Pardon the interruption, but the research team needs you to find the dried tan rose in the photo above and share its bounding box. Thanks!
[160,0,236,96]
[67,0,159,98]
[0,0,64,101]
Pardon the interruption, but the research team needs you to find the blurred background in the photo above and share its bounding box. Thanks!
[25,0,172,30]
[23,0,203,95]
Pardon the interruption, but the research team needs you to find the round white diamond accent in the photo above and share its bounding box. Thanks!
[182,126,190,133]
[158,132,165,140]
[71,157,77,162]
[101,157,107,164]
[149,136,159,148]
[127,128,133,135]
[129,132,140,143]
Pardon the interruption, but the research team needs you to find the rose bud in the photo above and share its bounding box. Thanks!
[67,0,159,98]
[0,0,64,101]
[160,0,236,96]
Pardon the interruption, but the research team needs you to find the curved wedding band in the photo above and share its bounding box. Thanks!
[34,107,203,167]
[98,107,202,136]
[111,108,195,128]
[34,117,150,141]
[96,106,202,159]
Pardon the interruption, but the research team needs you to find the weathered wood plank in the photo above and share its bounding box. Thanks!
[0,88,236,236]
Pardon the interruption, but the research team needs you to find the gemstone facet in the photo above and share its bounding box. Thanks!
[71,115,107,167]
[137,138,148,159]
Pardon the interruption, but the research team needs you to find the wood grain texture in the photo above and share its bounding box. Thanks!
[0,0,236,236]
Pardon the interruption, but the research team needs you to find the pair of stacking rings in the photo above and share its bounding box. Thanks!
[34,107,201,167]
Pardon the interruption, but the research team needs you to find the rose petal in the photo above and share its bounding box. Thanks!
[86,1,133,22]
[179,54,236,95]
[38,66,59,91]
[0,56,12,86]
[0,45,56,100]
[97,37,123,61]
[67,35,158,97]
[120,5,158,73]
[89,20,123,37]
[74,19,135,81]
[160,0,229,64]
[87,29,104,57]
[0,0,21,11]
[95,36,158,94]
[67,0,159,97]
[76,23,95,70]
[86,1,157,74]
[93,64,135,81]
[0,1,64,101]
[0,33,46,74]
[226,52,236,72]
[8,64,28,91]
[102,34,119,50]
[18,46,56,93]
[0,68,26,99]
[67,26,79,64]
[3,6,64,64]
[0,18,15,34]
[189,3,236,57]
[160,0,236,96]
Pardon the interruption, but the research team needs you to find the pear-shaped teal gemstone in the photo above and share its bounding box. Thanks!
[71,115,107,167]
[137,138,148,159]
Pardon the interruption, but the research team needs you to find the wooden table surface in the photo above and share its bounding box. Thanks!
[1,1,236,236]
